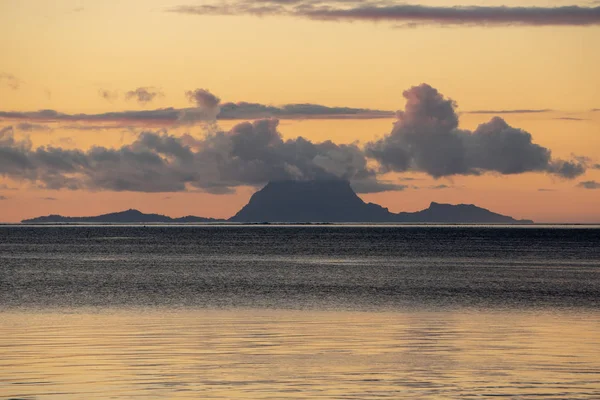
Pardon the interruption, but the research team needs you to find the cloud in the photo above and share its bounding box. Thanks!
[553,117,587,121]
[180,88,223,123]
[125,87,165,105]
[0,108,182,126]
[0,195,7,200]
[16,122,52,132]
[546,159,587,178]
[0,84,593,193]
[61,124,135,131]
[0,118,392,193]
[0,104,394,127]
[98,89,119,102]
[41,197,57,200]
[350,180,406,193]
[220,102,394,119]
[593,164,600,170]
[537,188,556,192]
[52,137,76,147]
[365,84,587,179]
[0,73,20,90]
[186,88,221,109]
[466,109,553,114]
[168,2,600,26]
[577,180,600,189]
[430,184,450,189]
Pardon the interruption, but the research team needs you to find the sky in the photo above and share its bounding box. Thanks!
[1,0,599,223]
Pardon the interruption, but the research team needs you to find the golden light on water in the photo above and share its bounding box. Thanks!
[2,309,600,398]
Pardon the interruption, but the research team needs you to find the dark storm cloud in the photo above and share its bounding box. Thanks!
[0,118,392,193]
[577,180,600,189]
[0,196,7,200]
[125,87,165,105]
[365,84,587,179]
[168,2,600,26]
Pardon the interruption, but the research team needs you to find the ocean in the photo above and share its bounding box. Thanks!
[1,225,599,399]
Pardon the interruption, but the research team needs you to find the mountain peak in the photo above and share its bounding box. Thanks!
[230,179,391,222]
[120,209,143,214]
[429,201,475,209]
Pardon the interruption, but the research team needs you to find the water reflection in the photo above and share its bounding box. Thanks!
[2,308,599,399]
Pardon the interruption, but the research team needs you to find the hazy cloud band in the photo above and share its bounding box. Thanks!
[168,2,600,26]
[0,104,395,126]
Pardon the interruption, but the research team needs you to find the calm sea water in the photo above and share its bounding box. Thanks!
[1,225,599,399]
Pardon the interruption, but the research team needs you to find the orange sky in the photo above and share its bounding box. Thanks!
[1,0,599,223]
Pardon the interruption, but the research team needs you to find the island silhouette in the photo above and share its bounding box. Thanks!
[22,180,533,224]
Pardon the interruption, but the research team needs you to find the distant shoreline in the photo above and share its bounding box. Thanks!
[4,222,600,227]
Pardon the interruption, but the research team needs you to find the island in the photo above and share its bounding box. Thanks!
[22,180,533,224]
[22,209,225,224]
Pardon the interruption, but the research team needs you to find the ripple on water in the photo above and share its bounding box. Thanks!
[1,309,600,399]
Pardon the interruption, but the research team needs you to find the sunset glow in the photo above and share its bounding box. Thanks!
[1,0,599,223]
